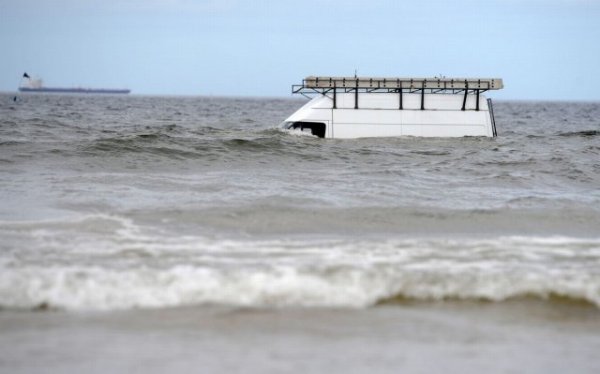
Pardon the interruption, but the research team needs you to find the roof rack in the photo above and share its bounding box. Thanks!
[291,76,504,111]
[293,76,503,97]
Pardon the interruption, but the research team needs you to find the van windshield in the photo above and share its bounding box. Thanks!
[282,121,326,138]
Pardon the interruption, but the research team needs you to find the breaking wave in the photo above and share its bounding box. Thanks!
[1,257,599,311]
[1,227,599,311]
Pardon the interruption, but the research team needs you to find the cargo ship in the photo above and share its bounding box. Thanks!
[19,73,130,94]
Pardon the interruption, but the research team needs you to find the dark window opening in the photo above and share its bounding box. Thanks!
[286,121,326,138]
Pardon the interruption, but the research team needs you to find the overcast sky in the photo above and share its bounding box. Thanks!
[1,0,599,100]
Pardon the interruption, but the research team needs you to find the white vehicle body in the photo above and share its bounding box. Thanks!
[282,76,502,139]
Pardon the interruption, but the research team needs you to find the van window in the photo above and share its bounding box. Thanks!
[285,121,326,138]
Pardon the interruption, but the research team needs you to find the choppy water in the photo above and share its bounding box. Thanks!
[1,93,599,311]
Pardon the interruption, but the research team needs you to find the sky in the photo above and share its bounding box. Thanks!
[1,0,599,100]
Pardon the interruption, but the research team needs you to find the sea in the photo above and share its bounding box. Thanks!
[0,93,599,373]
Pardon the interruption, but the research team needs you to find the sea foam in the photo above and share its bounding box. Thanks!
[1,231,599,311]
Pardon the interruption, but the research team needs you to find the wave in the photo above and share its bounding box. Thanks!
[1,259,599,311]
[16,128,335,167]
[1,218,599,311]
[557,130,600,137]
[78,134,204,160]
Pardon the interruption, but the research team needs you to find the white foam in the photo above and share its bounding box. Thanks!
[1,251,599,311]
[281,128,319,138]
[2,216,600,310]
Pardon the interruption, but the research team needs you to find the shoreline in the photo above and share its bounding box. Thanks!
[1,300,599,373]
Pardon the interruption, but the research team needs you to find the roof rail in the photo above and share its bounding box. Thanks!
[292,76,503,97]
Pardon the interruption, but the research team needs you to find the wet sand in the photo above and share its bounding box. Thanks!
[2,300,599,373]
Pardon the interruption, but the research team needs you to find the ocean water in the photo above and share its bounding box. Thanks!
[1,93,599,372]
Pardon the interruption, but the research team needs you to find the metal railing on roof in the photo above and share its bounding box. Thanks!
[293,76,503,95]
[304,76,502,89]
[291,76,504,112]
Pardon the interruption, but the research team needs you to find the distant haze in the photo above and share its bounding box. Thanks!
[1,0,599,100]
